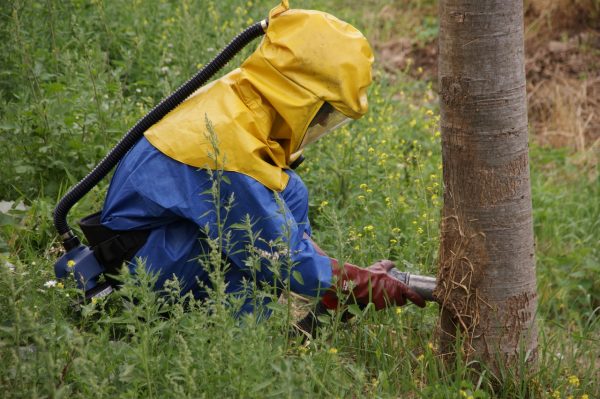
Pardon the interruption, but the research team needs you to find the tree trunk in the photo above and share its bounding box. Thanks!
[435,0,538,372]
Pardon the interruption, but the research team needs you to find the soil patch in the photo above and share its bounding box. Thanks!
[374,1,600,154]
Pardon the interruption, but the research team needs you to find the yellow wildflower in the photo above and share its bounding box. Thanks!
[395,307,402,315]
[568,375,580,387]
[56,282,64,289]
[320,200,328,208]
[359,183,368,190]
[363,225,374,232]
[67,260,76,267]
[328,347,338,354]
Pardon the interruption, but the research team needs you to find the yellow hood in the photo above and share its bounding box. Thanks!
[144,1,373,191]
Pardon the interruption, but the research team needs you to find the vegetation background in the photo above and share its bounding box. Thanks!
[0,0,598,397]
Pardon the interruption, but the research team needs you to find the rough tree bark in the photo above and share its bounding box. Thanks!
[435,0,538,372]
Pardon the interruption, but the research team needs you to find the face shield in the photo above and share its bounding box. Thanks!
[289,103,351,168]
[298,102,351,151]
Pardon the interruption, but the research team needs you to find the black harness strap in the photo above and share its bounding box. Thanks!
[78,212,150,275]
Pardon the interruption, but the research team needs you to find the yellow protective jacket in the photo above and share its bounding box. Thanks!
[144,1,373,191]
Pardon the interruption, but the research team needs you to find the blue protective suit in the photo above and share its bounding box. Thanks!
[101,137,332,315]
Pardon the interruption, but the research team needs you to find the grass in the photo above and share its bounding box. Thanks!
[1,0,599,397]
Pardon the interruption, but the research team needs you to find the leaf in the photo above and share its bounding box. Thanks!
[119,364,136,382]
[0,325,15,335]
[43,82,65,94]
[0,213,16,226]
[347,304,362,317]
[266,301,285,313]
[228,223,249,230]
[14,165,35,175]
[250,377,276,393]
[0,122,17,131]
[317,314,332,325]
[292,270,304,285]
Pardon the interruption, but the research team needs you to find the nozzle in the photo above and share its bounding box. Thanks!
[387,269,437,302]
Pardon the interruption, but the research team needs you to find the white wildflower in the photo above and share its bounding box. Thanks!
[44,280,57,288]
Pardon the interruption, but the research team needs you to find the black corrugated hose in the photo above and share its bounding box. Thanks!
[54,19,268,250]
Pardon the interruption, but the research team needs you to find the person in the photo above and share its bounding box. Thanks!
[98,2,425,317]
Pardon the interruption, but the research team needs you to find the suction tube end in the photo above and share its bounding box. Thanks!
[260,19,269,31]
[61,230,81,251]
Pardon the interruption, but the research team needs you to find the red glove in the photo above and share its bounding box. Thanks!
[321,259,426,310]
